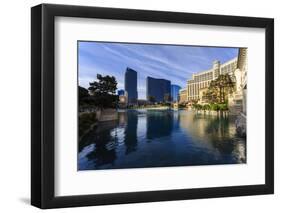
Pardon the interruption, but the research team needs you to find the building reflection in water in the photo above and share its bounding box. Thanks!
[123,111,138,155]
[146,110,174,140]
[80,121,118,169]
[79,110,246,170]
[179,110,246,163]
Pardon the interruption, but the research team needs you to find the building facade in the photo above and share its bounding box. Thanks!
[118,93,128,108]
[228,48,248,115]
[182,48,247,116]
[118,89,127,108]
[146,77,171,102]
[171,84,181,102]
[186,58,238,102]
[179,88,187,104]
[124,67,138,104]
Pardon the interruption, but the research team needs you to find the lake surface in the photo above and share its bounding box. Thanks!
[78,109,246,170]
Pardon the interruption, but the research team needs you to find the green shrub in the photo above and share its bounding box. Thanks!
[192,102,228,111]
[203,104,211,111]
[208,103,228,111]
[209,103,217,111]
[218,103,228,111]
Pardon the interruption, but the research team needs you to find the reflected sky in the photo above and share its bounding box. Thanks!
[78,110,246,170]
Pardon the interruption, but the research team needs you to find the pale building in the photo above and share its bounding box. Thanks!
[228,48,247,115]
[180,48,247,116]
[238,48,247,115]
[198,88,208,104]
[118,91,128,108]
[179,88,188,104]
[186,58,238,101]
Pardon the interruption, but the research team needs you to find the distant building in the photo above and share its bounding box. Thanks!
[118,91,128,108]
[117,89,125,96]
[179,88,188,104]
[171,84,181,102]
[125,68,138,104]
[146,77,171,102]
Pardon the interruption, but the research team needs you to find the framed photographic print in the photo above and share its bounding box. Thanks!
[31,3,274,209]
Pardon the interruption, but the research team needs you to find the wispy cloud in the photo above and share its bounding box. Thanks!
[78,41,239,99]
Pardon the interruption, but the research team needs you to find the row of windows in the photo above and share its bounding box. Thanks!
[191,61,237,83]
[214,68,220,78]
[193,71,213,82]
[187,81,210,98]
[188,96,199,100]
[185,60,238,100]
[221,62,237,75]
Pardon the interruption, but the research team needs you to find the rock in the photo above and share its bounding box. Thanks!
[235,114,246,137]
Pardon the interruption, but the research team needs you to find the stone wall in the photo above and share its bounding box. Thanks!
[96,108,118,122]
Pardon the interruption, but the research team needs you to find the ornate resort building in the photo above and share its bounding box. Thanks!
[179,48,247,115]
[185,58,238,101]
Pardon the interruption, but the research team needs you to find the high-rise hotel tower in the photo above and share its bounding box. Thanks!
[124,67,138,104]
[146,77,171,102]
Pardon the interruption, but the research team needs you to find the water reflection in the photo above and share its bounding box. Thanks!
[146,110,173,140]
[79,110,246,170]
[124,111,138,154]
[79,122,117,168]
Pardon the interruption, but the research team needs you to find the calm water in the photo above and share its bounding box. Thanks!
[78,109,246,170]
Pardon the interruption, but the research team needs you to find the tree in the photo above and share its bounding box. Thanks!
[78,86,91,107]
[205,74,235,104]
[88,74,118,109]
[79,86,89,100]
[203,86,219,104]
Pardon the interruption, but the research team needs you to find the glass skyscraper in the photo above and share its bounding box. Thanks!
[146,77,171,102]
[171,84,181,102]
[125,67,138,104]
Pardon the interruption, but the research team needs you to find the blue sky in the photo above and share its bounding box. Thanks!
[78,41,238,99]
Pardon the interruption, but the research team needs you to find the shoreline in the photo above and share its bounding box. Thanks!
[126,106,170,110]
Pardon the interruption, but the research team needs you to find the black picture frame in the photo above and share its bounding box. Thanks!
[31,3,274,209]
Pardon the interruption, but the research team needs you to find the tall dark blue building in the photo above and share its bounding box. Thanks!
[146,77,171,102]
[125,68,138,104]
[171,84,181,102]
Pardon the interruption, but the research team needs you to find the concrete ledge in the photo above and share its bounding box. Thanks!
[97,108,118,122]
